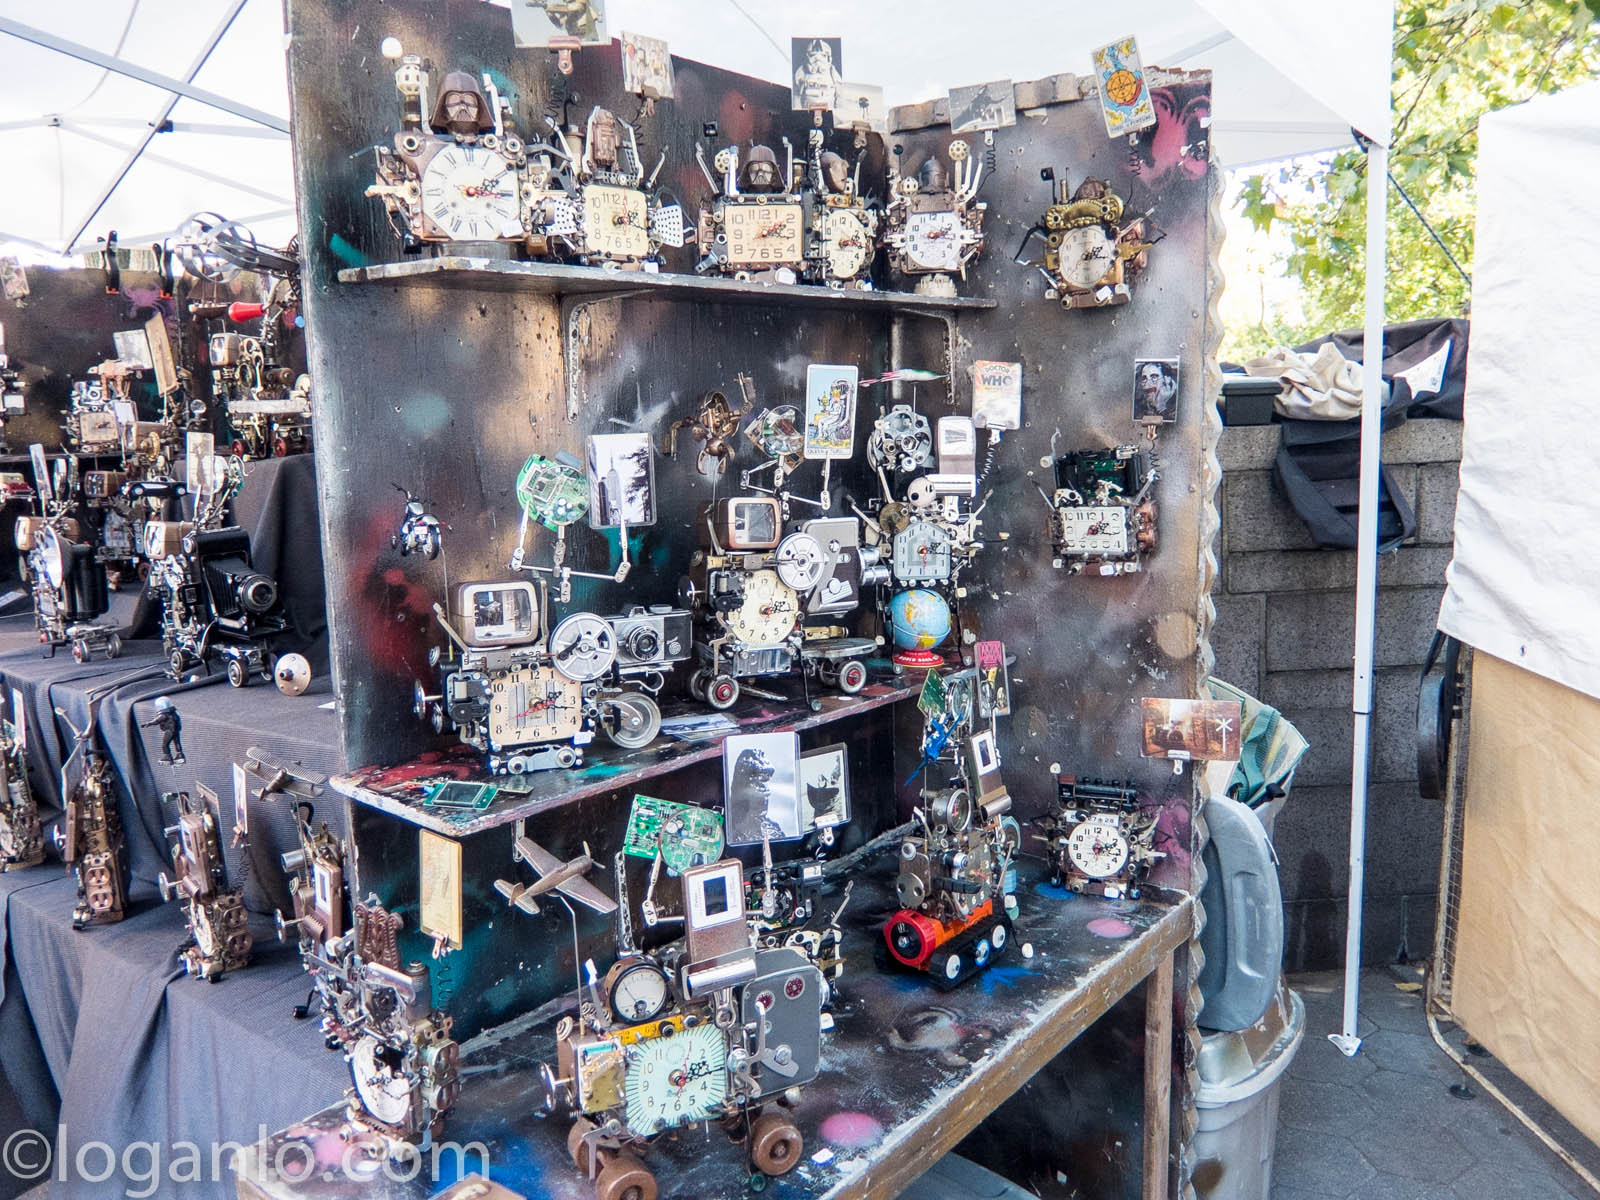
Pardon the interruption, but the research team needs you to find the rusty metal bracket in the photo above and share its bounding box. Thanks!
[560,287,652,421]
[889,308,963,407]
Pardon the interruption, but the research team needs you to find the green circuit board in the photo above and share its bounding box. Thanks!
[623,794,724,875]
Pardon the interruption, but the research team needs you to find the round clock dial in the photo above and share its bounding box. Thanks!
[904,211,963,272]
[624,1023,728,1136]
[1066,817,1131,879]
[581,184,651,260]
[605,956,671,1025]
[1057,225,1118,290]
[350,1033,415,1127]
[724,202,804,267]
[487,667,583,747]
[419,144,523,241]
[724,569,799,646]
[892,519,954,583]
[824,209,871,278]
[549,613,618,682]
[774,532,826,591]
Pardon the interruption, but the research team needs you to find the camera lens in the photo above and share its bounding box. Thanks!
[623,626,661,661]
[236,573,278,614]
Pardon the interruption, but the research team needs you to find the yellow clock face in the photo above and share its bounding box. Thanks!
[487,667,584,748]
[825,209,872,279]
[724,569,799,646]
[582,184,651,260]
[724,202,804,267]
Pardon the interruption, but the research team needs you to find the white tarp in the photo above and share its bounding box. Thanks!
[1438,79,1600,701]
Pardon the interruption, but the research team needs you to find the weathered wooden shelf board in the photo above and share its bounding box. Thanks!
[331,673,919,837]
[233,867,1193,1200]
[335,257,998,312]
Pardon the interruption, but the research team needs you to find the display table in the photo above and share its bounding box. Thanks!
[231,872,1193,1200]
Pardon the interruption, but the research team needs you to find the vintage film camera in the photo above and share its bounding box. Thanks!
[158,785,253,980]
[544,858,821,1199]
[16,448,123,662]
[680,498,883,710]
[1019,171,1152,309]
[1041,776,1163,900]
[1048,444,1157,576]
[695,139,810,284]
[885,701,1021,988]
[210,329,312,459]
[884,139,986,296]
[150,522,292,686]
[415,580,670,774]
[0,701,42,871]
[55,702,130,929]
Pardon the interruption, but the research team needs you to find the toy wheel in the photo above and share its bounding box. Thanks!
[604,693,660,750]
[169,651,187,678]
[973,938,991,967]
[567,1116,597,1171]
[750,1112,803,1176]
[71,640,88,663]
[687,669,709,703]
[942,952,963,982]
[817,663,838,687]
[707,675,739,710]
[837,659,867,694]
[595,1152,656,1200]
[990,921,1008,950]
[226,658,248,688]
[273,438,290,458]
[105,634,122,659]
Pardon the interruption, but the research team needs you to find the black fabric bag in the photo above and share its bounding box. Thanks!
[1271,391,1417,551]
[1296,316,1469,420]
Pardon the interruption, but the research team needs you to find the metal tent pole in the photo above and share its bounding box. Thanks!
[1331,138,1389,1058]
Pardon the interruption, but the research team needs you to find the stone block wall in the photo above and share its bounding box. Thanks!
[1213,419,1462,972]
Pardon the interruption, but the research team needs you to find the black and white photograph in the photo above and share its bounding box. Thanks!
[510,0,608,49]
[799,743,851,831]
[792,37,843,112]
[1133,357,1180,424]
[722,731,800,845]
[833,81,886,131]
[585,432,656,528]
[949,79,1016,134]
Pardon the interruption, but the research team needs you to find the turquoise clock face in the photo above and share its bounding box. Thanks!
[624,1023,728,1135]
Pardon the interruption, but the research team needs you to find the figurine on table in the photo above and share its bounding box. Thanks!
[144,697,186,765]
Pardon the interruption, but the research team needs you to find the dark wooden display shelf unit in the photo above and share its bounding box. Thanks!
[331,672,920,837]
[335,256,998,313]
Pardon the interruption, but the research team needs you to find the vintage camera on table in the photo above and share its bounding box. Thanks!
[0,706,42,872]
[149,521,291,686]
[15,501,123,663]
[158,785,252,980]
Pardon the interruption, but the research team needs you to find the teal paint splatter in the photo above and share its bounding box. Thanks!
[328,234,368,267]
[404,392,453,437]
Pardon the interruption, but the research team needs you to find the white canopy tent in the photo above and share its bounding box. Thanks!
[0,0,1394,1048]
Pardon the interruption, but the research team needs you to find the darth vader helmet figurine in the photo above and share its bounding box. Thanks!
[742,145,783,193]
[430,72,494,137]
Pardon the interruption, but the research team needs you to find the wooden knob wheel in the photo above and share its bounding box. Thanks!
[594,1152,657,1200]
[750,1112,804,1176]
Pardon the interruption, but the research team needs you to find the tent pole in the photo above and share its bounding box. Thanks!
[1332,140,1389,1057]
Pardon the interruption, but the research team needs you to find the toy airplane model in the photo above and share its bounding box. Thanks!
[493,820,618,916]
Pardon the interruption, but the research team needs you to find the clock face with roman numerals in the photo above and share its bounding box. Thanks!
[419,144,523,242]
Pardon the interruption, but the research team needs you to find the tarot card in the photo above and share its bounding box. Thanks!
[948,80,1016,134]
[975,640,1011,718]
[620,30,674,99]
[799,743,850,831]
[723,732,800,846]
[1092,36,1157,138]
[586,432,656,527]
[1141,698,1243,763]
[792,37,843,112]
[804,364,858,459]
[972,360,1022,431]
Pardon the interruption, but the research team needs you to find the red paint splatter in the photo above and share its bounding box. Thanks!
[1087,917,1135,939]
[821,1111,883,1148]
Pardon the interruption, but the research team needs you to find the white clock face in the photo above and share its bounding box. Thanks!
[905,211,963,271]
[624,1023,728,1136]
[1066,817,1131,879]
[1058,225,1118,290]
[351,1032,415,1127]
[825,209,872,278]
[487,667,584,747]
[419,144,523,241]
[581,184,651,260]
[725,569,799,646]
[1057,505,1131,555]
[724,202,804,266]
[892,519,953,583]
